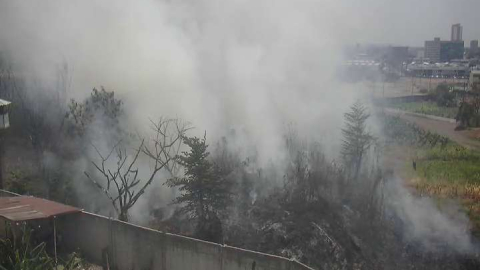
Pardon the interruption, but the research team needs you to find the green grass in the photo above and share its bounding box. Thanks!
[389,101,458,119]
[383,115,480,235]
[411,144,480,236]
[417,144,480,184]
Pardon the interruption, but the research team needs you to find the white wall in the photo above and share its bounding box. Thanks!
[59,212,314,270]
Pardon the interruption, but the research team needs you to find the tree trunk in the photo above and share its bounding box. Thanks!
[119,210,128,222]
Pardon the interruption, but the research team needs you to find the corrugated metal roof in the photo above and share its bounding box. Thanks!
[0,99,11,106]
[0,196,80,221]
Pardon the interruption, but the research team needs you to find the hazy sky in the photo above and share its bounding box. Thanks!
[340,0,480,46]
[0,1,477,244]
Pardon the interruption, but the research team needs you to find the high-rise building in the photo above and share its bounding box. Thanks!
[451,23,463,41]
[425,38,441,62]
[471,40,479,54]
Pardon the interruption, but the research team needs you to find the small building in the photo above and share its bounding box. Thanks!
[407,62,470,78]
[0,99,11,129]
[0,195,81,259]
[469,70,480,91]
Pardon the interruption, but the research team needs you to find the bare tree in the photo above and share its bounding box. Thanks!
[85,118,190,221]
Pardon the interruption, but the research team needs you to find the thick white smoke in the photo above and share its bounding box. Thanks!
[0,0,477,253]
[0,0,357,164]
[386,176,474,253]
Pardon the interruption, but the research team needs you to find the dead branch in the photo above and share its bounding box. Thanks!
[85,117,190,221]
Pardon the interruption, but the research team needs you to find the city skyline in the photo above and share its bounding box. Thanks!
[340,0,480,47]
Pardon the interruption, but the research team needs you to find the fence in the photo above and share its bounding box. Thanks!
[59,211,314,270]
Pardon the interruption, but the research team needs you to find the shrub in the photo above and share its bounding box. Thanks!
[428,83,456,107]
[0,224,85,270]
[0,226,54,270]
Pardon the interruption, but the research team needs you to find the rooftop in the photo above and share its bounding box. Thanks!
[0,99,11,107]
[0,196,80,221]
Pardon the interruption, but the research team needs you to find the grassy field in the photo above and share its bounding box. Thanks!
[416,144,480,184]
[406,143,480,236]
[389,101,458,119]
[382,114,480,235]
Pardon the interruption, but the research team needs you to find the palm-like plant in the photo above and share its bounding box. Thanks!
[0,225,54,270]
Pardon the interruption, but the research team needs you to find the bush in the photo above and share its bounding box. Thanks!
[437,91,456,107]
[0,225,86,270]
[428,83,456,107]
[0,226,54,270]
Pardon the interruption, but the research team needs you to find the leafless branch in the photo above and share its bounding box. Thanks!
[85,117,190,221]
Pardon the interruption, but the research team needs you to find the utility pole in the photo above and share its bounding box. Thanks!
[0,99,11,190]
[429,75,432,91]
[382,76,386,98]
[411,75,415,95]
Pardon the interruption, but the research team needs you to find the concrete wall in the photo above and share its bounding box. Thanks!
[0,190,20,197]
[60,212,314,270]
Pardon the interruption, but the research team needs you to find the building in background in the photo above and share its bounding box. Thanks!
[424,37,464,63]
[471,40,479,53]
[451,23,463,41]
[440,40,465,62]
[385,46,409,70]
[424,24,466,63]
[470,70,480,91]
[425,38,441,62]
[469,40,479,58]
[407,62,469,78]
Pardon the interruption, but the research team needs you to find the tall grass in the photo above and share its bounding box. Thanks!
[418,144,480,184]
[0,224,86,270]
[411,144,480,236]
[0,226,53,270]
[389,101,458,119]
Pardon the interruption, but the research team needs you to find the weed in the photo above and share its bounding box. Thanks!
[389,101,458,119]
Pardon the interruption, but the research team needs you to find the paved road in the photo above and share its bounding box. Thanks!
[385,108,480,151]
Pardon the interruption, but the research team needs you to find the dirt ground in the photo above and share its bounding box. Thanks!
[465,128,480,141]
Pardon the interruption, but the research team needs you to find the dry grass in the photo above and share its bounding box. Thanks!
[407,178,480,236]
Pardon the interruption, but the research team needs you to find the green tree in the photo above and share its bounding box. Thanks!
[434,84,455,107]
[456,101,475,129]
[65,87,123,138]
[167,134,233,243]
[341,101,375,180]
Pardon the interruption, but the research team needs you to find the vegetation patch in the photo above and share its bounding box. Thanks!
[0,225,93,270]
[416,144,480,184]
[383,114,480,236]
[389,101,458,119]
[408,144,480,236]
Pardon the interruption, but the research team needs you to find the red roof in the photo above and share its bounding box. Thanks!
[0,196,80,221]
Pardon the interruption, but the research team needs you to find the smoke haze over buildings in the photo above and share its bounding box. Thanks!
[0,0,479,259]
